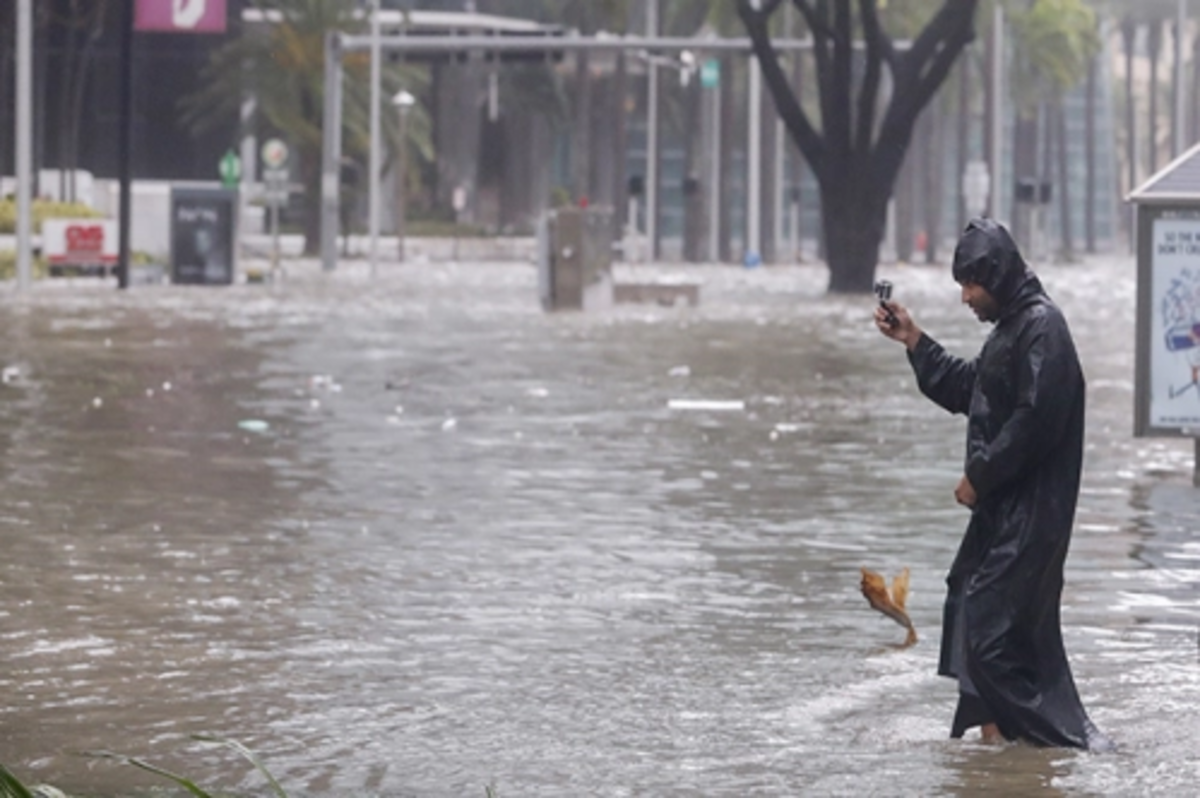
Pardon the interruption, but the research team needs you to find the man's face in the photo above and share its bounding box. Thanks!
[960,281,1000,322]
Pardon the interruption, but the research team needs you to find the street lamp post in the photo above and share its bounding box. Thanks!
[368,0,382,277]
[392,90,415,263]
[15,0,33,291]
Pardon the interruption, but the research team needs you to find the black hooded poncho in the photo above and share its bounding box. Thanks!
[906,218,1109,750]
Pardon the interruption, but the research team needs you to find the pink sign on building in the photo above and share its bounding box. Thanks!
[135,0,228,34]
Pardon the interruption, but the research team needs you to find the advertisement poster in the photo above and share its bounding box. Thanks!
[171,188,236,285]
[1149,216,1200,430]
[135,0,227,34]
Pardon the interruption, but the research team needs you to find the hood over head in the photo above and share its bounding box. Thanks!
[951,217,1042,313]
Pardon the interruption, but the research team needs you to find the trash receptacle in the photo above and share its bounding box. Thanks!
[171,187,237,285]
[538,207,614,311]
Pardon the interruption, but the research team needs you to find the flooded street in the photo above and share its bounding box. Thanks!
[1,255,1197,796]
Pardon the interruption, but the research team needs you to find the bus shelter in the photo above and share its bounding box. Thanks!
[1129,142,1200,483]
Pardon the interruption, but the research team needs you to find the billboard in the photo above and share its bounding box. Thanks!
[135,0,228,34]
[170,187,237,285]
[1136,206,1200,435]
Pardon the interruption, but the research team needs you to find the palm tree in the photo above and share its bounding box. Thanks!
[1006,0,1098,259]
[182,0,426,254]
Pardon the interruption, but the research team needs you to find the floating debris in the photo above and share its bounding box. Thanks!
[668,365,691,377]
[860,567,917,647]
[237,419,270,433]
[667,399,745,412]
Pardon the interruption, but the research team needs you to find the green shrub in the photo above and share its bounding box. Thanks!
[0,199,99,234]
[406,219,488,238]
[0,250,48,280]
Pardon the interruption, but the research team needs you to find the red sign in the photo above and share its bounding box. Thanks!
[44,219,118,265]
[135,0,227,34]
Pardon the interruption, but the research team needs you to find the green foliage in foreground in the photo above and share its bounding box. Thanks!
[2,735,503,797]
[0,761,38,798]
[0,199,99,235]
[0,250,48,280]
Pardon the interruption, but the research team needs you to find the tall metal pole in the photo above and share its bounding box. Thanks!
[774,2,792,261]
[988,4,1004,220]
[1174,0,1187,157]
[320,32,343,272]
[116,0,134,289]
[368,0,381,276]
[15,0,33,291]
[747,53,762,262]
[708,72,721,262]
[397,105,409,263]
[646,0,659,262]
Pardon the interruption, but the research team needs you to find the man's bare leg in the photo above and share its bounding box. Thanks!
[980,723,1004,743]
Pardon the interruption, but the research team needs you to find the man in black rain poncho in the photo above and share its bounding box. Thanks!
[875,217,1110,750]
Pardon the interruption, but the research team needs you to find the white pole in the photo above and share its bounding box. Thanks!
[16,0,33,290]
[646,0,659,262]
[1174,0,1187,157]
[368,0,382,276]
[709,76,721,262]
[988,4,1004,220]
[747,58,762,262]
[774,116,785,260]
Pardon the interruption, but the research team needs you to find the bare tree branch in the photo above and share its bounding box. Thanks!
[854,0,886,156]
[858,0,895,65]
[735,0,826,178]
[790,0,833,40]
[827,1,853,155]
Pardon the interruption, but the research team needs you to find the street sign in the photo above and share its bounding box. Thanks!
[701,58,720,89]
[261,138,289,170]
[136,0,227,33]
[218,149,240,188]
[263,168,289,204]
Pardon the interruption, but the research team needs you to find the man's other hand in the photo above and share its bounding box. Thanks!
[955,475,977,509]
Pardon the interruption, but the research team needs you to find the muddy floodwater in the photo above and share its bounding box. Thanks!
[1,256,1198,796]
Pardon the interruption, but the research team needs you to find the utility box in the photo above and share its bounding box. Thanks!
[538,207,614,311]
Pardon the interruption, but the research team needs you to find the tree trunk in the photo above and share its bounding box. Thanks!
[612,51,629,238]
[1010,109,1039,249]
[571,50,592,203]
[894,142,915,263]
[1149,21,1162,176]
[1055,99,1074,261]
[59,7,80,200]
[823,176,889,293]
[302,148,321,255]
[792,37,806,262]
[1085,48,1097,254]
[925,96,947,265]
[956,54,971,234]
[760,73,777,264]
[1123,18,1138,246]
[718,54,735,263]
